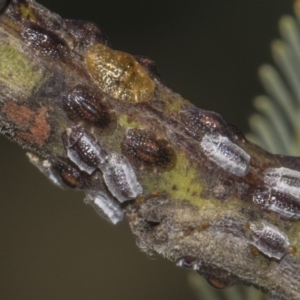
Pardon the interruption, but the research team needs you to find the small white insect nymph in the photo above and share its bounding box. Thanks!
[247,222,290,260]
[200,133,250,176]
[264,167,300,198]
[253,187,300,220]
[103,153,143,203]
[62,127,107,174]
[85,191,124,224]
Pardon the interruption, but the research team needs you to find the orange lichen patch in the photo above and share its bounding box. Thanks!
[2,101,35,127]
[26,107,50,145]
[2,101,50,146]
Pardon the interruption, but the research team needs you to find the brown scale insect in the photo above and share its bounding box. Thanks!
[62,126,107,174]
[252,187,300,220]
[62,85,113,130]
[197,265,236,289]
[121,128,176,170]
[65,19,111,48]
[52,160,93,189]
[179,106,228,140]
[21,22,69,60]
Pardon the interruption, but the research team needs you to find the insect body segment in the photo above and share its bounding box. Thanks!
[85,191,124,224]
[27,153,93,189]
[250,167,300,219]
[122,128,176,170]
[200,133,250,176]
[61,127,143,204]
[21,23,69,60]
[103,153,143,203]
[62,126,107,174]
[264,167,300,198]
[63,85,113,130]
[85,43,155,103]
[246,222,290,260]
[253,188,300,220]
[180,107,228,140]
[52,160,93,189]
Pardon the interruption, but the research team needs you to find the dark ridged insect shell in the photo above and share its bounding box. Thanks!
[65,19,110,48]
[52,160,92,189]
[63,85,112,129]
[179,106,228,140]
[85,43,155,103]
[122,128,176,170]
[62,126,107,174]
[21,23,69,60]
[253,187,300,220]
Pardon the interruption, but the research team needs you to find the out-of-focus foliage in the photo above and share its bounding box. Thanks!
[248,1,300,157]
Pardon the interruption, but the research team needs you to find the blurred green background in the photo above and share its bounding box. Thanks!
[0,0,294,299]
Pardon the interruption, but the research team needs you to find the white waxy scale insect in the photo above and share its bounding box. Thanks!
[247,222,290,260]
[85,191,124,224]
[103,153,143,203]
[63,127,107,175]
[200,133,250,176]
[252,188,300,220]
[27,153,62,187]
[264,167,300,198]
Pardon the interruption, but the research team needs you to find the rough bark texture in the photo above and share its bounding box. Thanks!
[0,1,299,299]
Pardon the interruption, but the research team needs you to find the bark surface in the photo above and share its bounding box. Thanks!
[0,1,299,299]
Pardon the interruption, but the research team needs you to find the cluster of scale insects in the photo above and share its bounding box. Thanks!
[15,0,299,289]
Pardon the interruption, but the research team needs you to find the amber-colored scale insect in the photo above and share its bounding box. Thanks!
[85,43,155,103]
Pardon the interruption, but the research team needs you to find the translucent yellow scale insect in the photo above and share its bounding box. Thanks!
[85,44,155,103]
